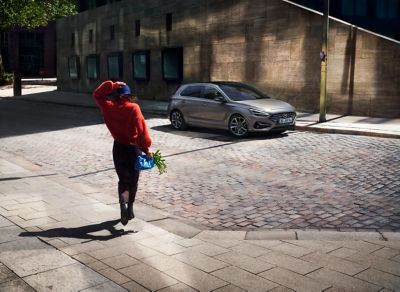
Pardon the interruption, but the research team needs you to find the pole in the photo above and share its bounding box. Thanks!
[10,29,21,96]
[319,0,329,123]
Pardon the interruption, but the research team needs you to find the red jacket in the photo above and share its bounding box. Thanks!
[93,81,152,154]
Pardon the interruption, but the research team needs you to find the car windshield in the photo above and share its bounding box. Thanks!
[218,84,268,101]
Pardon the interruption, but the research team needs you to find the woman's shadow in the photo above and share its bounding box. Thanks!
[19,219,135,241]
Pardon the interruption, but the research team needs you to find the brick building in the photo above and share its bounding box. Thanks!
[0,22,56,78]
[56,0,400,117]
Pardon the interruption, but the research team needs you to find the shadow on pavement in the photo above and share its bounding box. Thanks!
[0,98,103,138]
[19,219,135,241]
[151,124,290,142]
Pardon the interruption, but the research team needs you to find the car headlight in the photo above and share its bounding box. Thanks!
[249,108,270,117]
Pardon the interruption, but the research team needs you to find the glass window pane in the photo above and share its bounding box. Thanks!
[342,0,354,16]
[388,0,399,18]
[376,0,388,18]
[355,0,367,16]
[68,56,79,79]
[162,48,182,81]
[181,86,203,97]
[87,56,98,79]
[107,54,121,79]
[133,51,149,80]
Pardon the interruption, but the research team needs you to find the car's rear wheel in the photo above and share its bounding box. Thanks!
[170,110,187,130]
[229,114,248,137]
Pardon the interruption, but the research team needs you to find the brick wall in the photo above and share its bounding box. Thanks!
[56,0,400,117]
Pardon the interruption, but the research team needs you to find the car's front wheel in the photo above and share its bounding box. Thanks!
[170,110,187,130]
[229,114,248,137]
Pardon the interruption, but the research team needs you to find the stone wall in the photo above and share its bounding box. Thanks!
[56,0,400,117]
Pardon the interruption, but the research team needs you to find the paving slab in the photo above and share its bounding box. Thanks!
[355,268,400,291]
[260,267,331,292]
[297,230,383,241]
[212,266,278,292]
[23,263,109,292]
[0,237,76,277]
[246,230,297,240]
[150,218,202,238]
[119,263,179,291]
[308,267,381,292]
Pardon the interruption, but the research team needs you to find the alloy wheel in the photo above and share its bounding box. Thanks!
[229,114,248,137]
[170,110,186,130]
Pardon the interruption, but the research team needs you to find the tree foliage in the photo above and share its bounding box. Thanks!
[0,0,77,30]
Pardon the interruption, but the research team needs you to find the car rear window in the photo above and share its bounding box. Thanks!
[180,85,203,97]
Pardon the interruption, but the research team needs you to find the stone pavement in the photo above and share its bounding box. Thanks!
[0,84,399,139]
[1,150,400,291]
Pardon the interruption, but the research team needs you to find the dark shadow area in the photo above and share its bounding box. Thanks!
[357,117,394,124]
[0,173,56,181]
[19,219,135,241]
[151,124,290,143]
[0,98,103,138]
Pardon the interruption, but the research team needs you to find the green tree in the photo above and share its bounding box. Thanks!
[0,0,77,93]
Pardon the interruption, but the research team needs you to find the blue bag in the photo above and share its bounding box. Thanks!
[135,155,154,170]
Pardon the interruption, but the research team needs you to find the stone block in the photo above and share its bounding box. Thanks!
[246,230,296,240]
[269,242,313,258]
[101,254,139,269]
[149,218,202,238]
[24,263,109,291]
[230,242,271,258]
[80,281,127,292]
[141,254,185,272]
[259,267,331,292]
[187,243,229,257]
[356,268,400,291]
[98,268,130,285]
[308,267,381,292]
[172,250,229,272]
[258,251,321,275]
[216,251,275,274]
[302,252,369,276]
[0,237,76,277]
[119,263,179,291]
[212,266,278,291]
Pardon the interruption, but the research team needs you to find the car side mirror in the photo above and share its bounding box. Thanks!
[214,96,226,103]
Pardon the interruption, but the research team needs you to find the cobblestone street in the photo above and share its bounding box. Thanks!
[1,99,399,231]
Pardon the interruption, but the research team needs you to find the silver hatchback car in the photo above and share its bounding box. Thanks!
[168,82,296,137]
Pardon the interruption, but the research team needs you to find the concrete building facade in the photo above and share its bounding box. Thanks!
[56,0,400,117]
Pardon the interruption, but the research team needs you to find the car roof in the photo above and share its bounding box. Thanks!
[179,81,247,87]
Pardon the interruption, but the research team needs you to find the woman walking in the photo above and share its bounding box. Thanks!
[93,80,152,225]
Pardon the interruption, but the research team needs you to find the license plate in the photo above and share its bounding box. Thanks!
[279,117,293,124]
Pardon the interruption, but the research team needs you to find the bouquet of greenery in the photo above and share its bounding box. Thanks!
[153,150,167,175]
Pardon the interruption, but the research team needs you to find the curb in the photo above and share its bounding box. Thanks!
[295,125,400,139]
[5,96,399,139]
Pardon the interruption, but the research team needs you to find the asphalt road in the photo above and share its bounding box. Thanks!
[1,98,399,231]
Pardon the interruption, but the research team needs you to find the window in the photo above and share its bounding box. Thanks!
[162,47,183,82]
[180,85,203,98]
[388,0,399,18]
[68,56,80,79]
[203,86,223,100]
[166,13,172,31]
[89,29,93,44]
[86,55,99,80]
[132,50,150,81]
[376,0,387,18]
[375,0,399,18]
[71,32,75,47]
[355,0,367,16]
[135,20,140,36]
[110,25,115,40]
[107,53,122,80]
[341,0,354,16]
